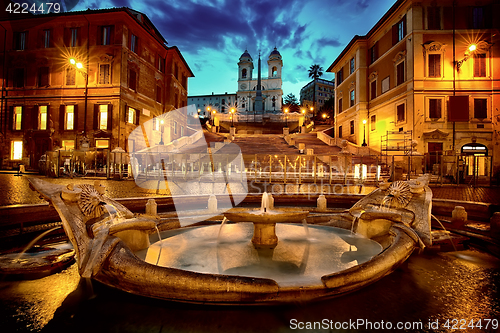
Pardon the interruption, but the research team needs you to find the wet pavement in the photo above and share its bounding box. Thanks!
[0,248,498,332]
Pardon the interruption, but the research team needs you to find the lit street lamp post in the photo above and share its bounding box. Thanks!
[159,119,165,145]
[230,108,235,127]
[284,108,289,127]
[362,119,367,147]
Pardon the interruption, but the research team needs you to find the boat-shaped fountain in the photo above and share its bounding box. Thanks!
[28,177,432,304]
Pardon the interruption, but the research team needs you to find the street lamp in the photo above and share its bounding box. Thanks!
[362,119,367,147]
[456,44,477,72]
[230,108,235,127]
[159,119,165,145]
[284,108,289,127]
[69,57,88,139]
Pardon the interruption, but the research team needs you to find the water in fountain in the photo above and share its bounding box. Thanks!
[217,217,228,242]
[431,214,457,252]
[13,226,61,262]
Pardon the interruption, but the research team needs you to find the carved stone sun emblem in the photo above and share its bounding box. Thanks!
[383,181,412,208]
[78,184,106,218]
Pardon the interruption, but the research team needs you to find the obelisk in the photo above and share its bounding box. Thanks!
[254,52,264,115]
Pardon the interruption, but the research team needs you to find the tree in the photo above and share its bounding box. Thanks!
[308,64,324,80]
[283,93,299,113]
[308,64,324,116]
[321,97,335,124]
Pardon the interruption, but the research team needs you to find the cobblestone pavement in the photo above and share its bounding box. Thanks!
[1,172,500,206]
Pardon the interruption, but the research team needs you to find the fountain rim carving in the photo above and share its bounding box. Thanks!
[28,177,431,305]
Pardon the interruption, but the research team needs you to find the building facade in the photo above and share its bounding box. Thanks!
[299,78,335,113]
[187,92,237,118]
[236,48,283,114]
[0,8,193,170]
[327,0,500,176]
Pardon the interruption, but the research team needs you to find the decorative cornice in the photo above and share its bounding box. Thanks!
[393,50,407,63]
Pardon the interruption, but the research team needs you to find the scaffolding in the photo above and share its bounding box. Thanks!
[381,130,413,155]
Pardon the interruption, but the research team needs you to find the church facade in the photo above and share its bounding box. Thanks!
[236,48,283,115]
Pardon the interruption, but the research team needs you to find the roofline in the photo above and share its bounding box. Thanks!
[168,46,195,77]
[188,93,238,98]
[1,7,168,45]
[326,0,407,72]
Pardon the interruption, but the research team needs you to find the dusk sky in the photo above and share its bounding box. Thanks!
[71,0,396,98]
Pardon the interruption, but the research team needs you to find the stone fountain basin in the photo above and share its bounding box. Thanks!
[223,207,309,224]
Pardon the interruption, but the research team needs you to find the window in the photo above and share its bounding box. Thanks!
[99,64,110,84]
[13,106,22,130]
[397,103,405,123]
[65,105,74,130]
[38,67,49,87]
[99,105,108,130]
[370,80,376,100]
[429,99,442,119]
[43,30,51,48]
[13,68,24,88]
[38,105,47,130]
[338,125,342,138]
[350,120,354,135]
[337,68,343,85]
[95,139,109,149]
[242,68,247,78]
[392,15,406,45]
[11,141,23,160]
[130,34,138,53]
[100,26,112,45]
[370,115,376,131]
[62,140,74,150]
[127,107,136,124]
[474,99,487,119]
[474,54,486,77]
[381,76,390,94]
[349,58,355,74]
[157,56,164,72]
[174,64,179,79]
[370,43,378,64]
[66,67,75,85]
[70,28,78,47]
[338,98,343,113]
[129,68,137,90]
[472,7,486,29]
[156,85,162,103]
[272,66,277,77]
[174,121,178,135]
[14,31,26,50]
[350,90,355,107]
[396,61,405,85]
[427,7,441,30]
[428,54,441,77]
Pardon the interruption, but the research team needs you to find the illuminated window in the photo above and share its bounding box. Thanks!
[62,140,75,150]
[242,68,247,79]
[350,90,355,107]
[349,57,354,74]
[127,107,136,124]
[350,120,354,135]
[95,139,109,149]
[99,105,108,130]
[11,141,22,160]
[272,66,277,77]
[38,105,47,130]
[13,106,22,130]
[65,105,74,130]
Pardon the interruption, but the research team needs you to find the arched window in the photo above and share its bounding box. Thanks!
[272,66,277,77]
[242,68,247,78]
